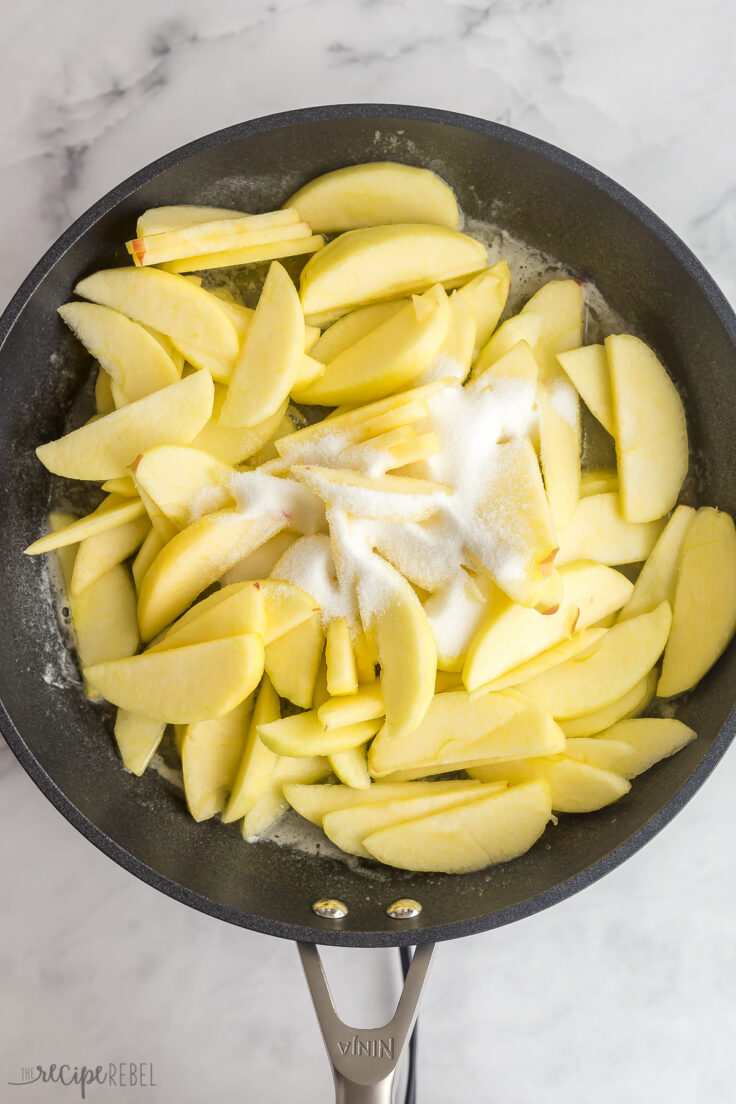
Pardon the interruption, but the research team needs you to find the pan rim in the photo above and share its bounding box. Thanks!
[1,102,735,947]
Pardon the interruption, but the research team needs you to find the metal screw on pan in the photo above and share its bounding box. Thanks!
[386,899,422,920]
[312,898,349,920]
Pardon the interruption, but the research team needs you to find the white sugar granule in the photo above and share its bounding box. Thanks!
[415,352,467,386]
[548,377,579,428]
[187,484,231,522]
[423,571,488,662]
[230,468,325,533]
[270,534,348,628]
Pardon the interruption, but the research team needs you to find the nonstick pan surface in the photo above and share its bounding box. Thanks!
[0,104,734,947]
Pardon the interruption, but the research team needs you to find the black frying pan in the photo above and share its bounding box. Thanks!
[1,104,735,1101]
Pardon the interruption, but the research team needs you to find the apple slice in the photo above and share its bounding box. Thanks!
[292,466,450,523]
[521,279,584,379]
[318,683,385,729]
[556,492,665,566]
[182,696,253,821]
[113,711,166,776]
[222,675,280,822]
[369,690,564,778]
[59,303,180,403]
[557,344,614,435]
[472,312,542,377]
[463,560,633,691]
[593,718,697,778]
[471,627,607,696]
[559,668,656,737]
[75,267,239,376]
[325,617,358,697]
[86,633,264,723]
[137,511,283,640]
[36,370,214,481]
[132,528,166,591]
[70,515,149,594]
[537,379,581,529]
[25,495,146,555]
[416,290,475,384]
[101,476,138,497]
[288,162,460,232]
[606,334,688,522]
[220,262,305,428]
[257,710,380,757]
[72,564,140,696]
[363,780,553,873]
[291,285,450,405]
[517,601,671,719]
[192,383,287,466]
[265,611,324,708]
[469,338,539,391]
[284,779,488,826]
[242,754,331,840]
[618,505,695,622]
[136,205,247,237]
[309,301,408,364]
[160,234,324,275]
[580,468,618,497]
[324,783,504,858]
[128,209,304,265]
[471,757,629,813]
[95,369,116,415]
[458,262,510,350]
[561,737,639,776]
[150,582,265,652]
[658,506,736,696]
[299,223,487,324]
[328,746,372,789]
[132,446,235,528]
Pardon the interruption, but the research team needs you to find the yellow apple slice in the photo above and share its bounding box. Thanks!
[25,495,146,555]
[324,618,358,697]
[463,560,633,691]
[469,338,539,391]
[95,369,116,415]
[288,162,460,232]
[292,466,449,522]
[328,745,371,789]
[537,379,581,529]
[132,528,166,591]
[73,565,140,695]
[128,209,304,265]
[561,737,639,777]
[580,468,618,497]
[132,446,235,528]
[86,633,264,723]
[137,511,283,640]
[559,668,656,737]
[521,279,584,379]
[113,710,166,776]
[223,531,298,585]
[420,290,475,383]
[75,267,239,376]
[299,223,487,323]
[293,355,326,391]
[658,507,736,696]
[220,262,305,427]
[317,683,385,729]
[471,757,629,813]
[222,675,280,822]
[182,696,254,821]
[59,302,180,403]
[309,301,408,363]
[101,476,138,496]
[257,710,380,757]
[136,205,247,237]
[471,627,607,696]
[291,285,450,405]
[556,492,665,566]
[70,515,149,594]
[369,690,564,778]
[192,383,287,465]
[242,753,332,839]
[242,789,290,839]
[36,371,214,481]
[160,234,325,275]
[363,780,552,873]
[472,312,542,377]
[593,718,697,778]
[284,779,488,826]
[150,581,266,652]
[517,602,671,719]
[606,334,688,522]
[618,504,695,622]
[458,262,510,350]
[557,344,614,435]
[264,611,324,708]
[324,783,504,858]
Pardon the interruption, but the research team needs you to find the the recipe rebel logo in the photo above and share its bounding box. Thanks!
[7,1062,156,1098]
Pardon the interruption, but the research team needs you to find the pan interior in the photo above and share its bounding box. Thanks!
[0,107,734,945]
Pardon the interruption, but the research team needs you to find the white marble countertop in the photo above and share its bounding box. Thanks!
[1,2,735,1101]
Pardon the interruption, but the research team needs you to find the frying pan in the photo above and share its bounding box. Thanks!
[1,104,735,1102]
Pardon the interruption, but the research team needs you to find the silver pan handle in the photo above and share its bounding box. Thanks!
[298,941,435,1103]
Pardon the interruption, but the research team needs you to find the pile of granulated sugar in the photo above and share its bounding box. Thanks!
[229,468,325,533]
[270,533,349,628]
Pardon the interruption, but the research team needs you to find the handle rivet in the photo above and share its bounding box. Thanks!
[312,898,349,919]
[386,898,422,920]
